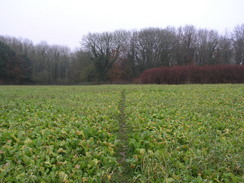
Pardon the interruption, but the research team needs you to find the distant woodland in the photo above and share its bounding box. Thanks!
[0,24,244,84]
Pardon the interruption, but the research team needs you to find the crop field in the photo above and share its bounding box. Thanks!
[0,85,243,182]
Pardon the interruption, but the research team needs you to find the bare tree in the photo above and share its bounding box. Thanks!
[128,27,177,74]
[177,25,198,65]
[68,50,94,82]
[82,30,130,81]
[196,29,219,65]
[215,33,233,64]
[30,42,71,83]
[233,24,244,65]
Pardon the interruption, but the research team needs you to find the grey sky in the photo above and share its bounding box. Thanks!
[1,0,244,50]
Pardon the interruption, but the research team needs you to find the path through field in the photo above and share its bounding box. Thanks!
[113,89,133,182]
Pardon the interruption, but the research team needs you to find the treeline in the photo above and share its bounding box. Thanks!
[0,24,244,84]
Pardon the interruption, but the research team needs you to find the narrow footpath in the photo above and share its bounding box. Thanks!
[112,90,132,182]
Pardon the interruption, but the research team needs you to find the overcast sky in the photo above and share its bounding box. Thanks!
[1,0,244,50]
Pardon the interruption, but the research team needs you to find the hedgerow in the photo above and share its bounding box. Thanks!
[139,65,244,84]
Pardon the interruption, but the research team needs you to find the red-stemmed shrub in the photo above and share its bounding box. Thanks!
[139,65,244,84]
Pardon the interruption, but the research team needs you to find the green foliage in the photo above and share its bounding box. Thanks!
[0,86,121,182]
[125,84,244,182]
[0,85,243,182]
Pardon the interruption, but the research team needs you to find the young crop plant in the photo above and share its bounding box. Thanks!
[125,84,244,182]
[0,86,122,182]
[0,84,243,182]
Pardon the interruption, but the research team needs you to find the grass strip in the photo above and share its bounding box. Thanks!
[112,89,133,182]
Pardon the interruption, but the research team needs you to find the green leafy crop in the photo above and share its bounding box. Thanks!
[0,84,243,182]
